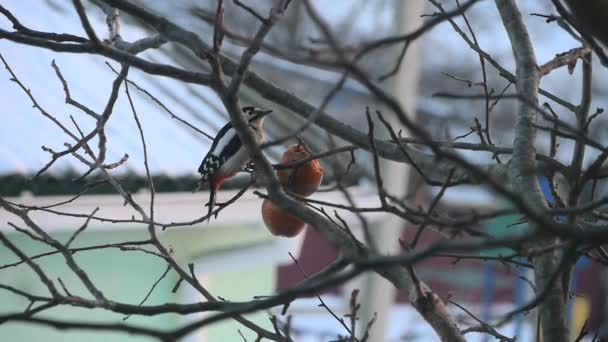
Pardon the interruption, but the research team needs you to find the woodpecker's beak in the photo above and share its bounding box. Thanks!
[259,109,273,116]
[250,109,273,121]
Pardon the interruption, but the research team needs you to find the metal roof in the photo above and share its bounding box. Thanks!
[0,2,221,176]
[0,0,400,178]
[2,0,606,182]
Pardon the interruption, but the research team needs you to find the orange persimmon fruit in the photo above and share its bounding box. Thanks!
[261,199,306,237]
[276,144,323,197]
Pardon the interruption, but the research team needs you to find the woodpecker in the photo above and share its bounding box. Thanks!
[198,106,272,221]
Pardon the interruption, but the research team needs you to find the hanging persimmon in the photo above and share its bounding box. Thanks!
[261,199,306,237]
[276,143,323,197]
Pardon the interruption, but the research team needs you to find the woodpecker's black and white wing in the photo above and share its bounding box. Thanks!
[198,122,243,180]
[198,154,222,181]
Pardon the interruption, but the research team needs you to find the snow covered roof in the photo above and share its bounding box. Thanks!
[2,0,607,181]
[0,0,397,177]
[0,2,223,176]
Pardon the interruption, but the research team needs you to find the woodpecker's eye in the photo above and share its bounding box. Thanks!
[242,106,256,115]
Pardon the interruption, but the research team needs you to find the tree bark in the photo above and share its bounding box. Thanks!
[495,1,569,341]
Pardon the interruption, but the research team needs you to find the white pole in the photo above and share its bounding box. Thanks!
[357,1,425,340]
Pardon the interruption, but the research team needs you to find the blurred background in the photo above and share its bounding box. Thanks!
[1,0,607,341]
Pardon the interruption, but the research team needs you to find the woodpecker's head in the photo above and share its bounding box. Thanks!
[242,106,272,124]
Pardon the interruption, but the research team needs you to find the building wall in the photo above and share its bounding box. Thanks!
[205,264,276,342]
[0,223,278,342]
[0,229,178,342]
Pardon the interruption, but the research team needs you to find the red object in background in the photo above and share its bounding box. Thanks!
[394,225,518,304]
[275,222,608,339]
[277,221,519,303]
[577,261,607,331]
[277,228,340,296]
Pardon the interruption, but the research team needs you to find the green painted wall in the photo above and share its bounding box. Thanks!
[0,224,275,342]
[0,229,178,342]
[207,264,276,342]
[481,202,521,257]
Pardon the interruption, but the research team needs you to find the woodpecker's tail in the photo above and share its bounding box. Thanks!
[193,178,204,193]
[206,178,216,223]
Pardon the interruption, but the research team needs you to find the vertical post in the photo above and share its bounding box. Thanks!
[481,263,496,342]
[357,1,425,340]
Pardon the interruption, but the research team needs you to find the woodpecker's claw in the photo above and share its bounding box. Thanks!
[205,201,226,207]
[204,201,223,219]
[243,161,255,173]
